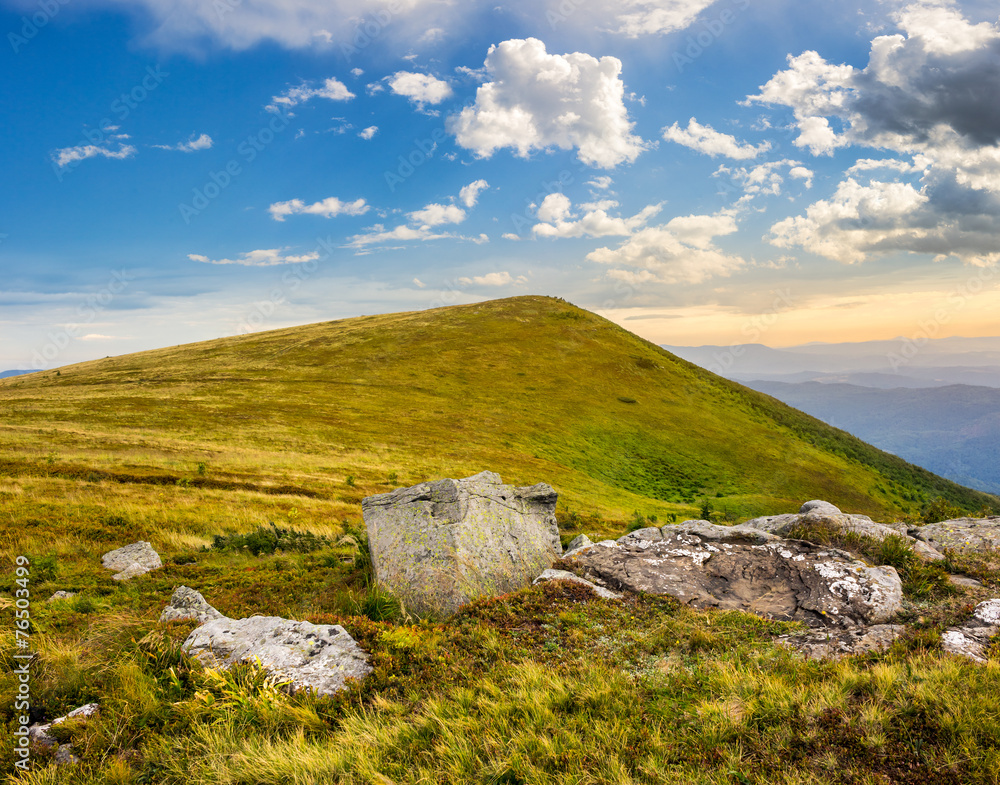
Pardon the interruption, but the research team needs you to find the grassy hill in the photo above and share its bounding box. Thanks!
[2,295,1000,784]
[0,295,992,544]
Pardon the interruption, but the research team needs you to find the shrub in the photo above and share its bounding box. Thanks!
[922,497,964,523]
[211,523,331,556]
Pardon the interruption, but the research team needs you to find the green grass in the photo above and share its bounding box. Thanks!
[2,295,1000,783]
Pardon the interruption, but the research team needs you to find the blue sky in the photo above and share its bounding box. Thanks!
[2,0,1000,369]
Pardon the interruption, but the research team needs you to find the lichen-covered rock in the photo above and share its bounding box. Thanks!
[183,616,372,697]
[913,518,1000,555]
[159,586,225,625]
[533,568,622,599]
[362,471,562,617]
[29,703,99,765]
[941,599,1000,663]
[101,541,162,580]
[47,591,76,602]
[778,624,905,660]
[744,502,945,562]
[564,534,593,556]
[566,523,903,628]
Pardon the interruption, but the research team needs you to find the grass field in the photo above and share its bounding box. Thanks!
[2,295,998,783]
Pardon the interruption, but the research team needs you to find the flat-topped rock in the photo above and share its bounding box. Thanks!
[778,624,905,660]
[362,471,562,617]
[102,541,162,581]
[912,518,1000,555]
[565,522,902,628]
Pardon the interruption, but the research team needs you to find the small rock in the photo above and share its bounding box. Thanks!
[800,500,842,515]
[183,616,373,697]
[948,574,983,589]
[941,599,1000,663]
[778,624,904,660]
[29,703,99,763]
[47,591,76,602]
[533,568,622,599]
[564,534,593,555]
[102,541,162,581]
[159,586,225,625]
[52,746,81,765]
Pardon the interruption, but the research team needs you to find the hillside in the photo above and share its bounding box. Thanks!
[1,296,993,537]
[747,381,1000,495]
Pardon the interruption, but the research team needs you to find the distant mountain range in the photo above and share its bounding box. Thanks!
[745,381,1000,495]
[663,336,1000,389]
[0,370,34,379]
[664,336,1000,494]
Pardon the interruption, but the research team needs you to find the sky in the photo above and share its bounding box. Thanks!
[2,0,1000,369]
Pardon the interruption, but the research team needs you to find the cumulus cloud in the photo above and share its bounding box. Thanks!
[459,179,489,208]
[747,1,1000,265]
[409,203,467,227]
[268,196,370,221]
[152,133,213,152]
[188,249,321,266]
[266,77,354,113]
[532,194,662,238]
[388,71,452,107]
[588,210,746,284]
[663,118,771,159]
[607,0,721,37]
[457,271,527,287]
[588,175,614,191]
[448,38,647,168]
[358,126,378,140]
[714,159,814,199]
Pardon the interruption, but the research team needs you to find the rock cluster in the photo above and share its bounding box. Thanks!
[29,703,99,765]
[942,599,1000,663]
[362,471,562,617]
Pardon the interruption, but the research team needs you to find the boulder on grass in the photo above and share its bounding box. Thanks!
[362,471,562,617]
[183,616,372,697]
[941,599,1000,663]
[101,541,162,581]
[565,522,903,628]
[159,586,225,625]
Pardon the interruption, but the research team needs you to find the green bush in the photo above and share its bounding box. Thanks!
[211,523,331,556]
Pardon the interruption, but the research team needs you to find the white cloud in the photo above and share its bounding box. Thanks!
[448,38,647,169]
[350,67,364,77]
[413,278,427,288]
[662,118,771,159]
[388,71,452,107]
[266,77,354,113]
[358,126,378,140]
[588,175,614,191]
[608,0,721,37]
[51,142,136,167]
[532,194,662,238]
[152,133,213,152]
[408,203,466,227]
[459,179,489,208]
[588,210,746,284]
[456,271,527,287]
[346,224,457,249]
[268,196,370,221]
[715,159,814,199]
[188,249,321,266]
[748,1,1000,265]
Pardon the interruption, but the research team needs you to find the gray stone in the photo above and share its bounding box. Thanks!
[533,568,622,600]
[744,506,945,562]
[565,525,903,628]
[778,624,904,660]
[47,591,76,602]
[942,599,1000,663]
[800,500,842,515]
[362,471,562,617]
[913,517,1000,555]
[617,527,663,546]
[948,574,984,589]
[564,534,593,556]
[160,586,225,625]
[29,702,99,764]
[183,616,372,697]
[101,541,162,581]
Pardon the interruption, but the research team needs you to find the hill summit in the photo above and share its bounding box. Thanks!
[1,295,993,522]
